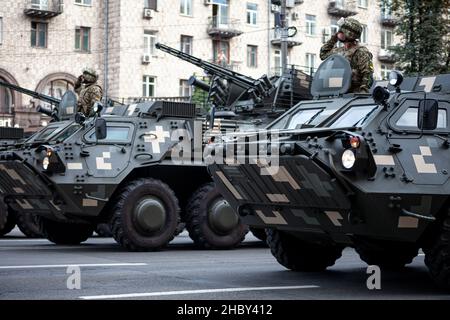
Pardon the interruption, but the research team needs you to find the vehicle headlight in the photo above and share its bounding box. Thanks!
[341,149,356,169]
[42,156,50,170]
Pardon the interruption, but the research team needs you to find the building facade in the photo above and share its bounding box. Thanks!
[0,0,397,132]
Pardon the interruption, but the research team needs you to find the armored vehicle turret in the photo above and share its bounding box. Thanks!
[208,54,450,289]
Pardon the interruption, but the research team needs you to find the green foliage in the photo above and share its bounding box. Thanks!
[388,0,450,75]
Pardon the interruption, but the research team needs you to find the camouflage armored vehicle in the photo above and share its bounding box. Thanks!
[208,54,450,289]
[0,46,310,251]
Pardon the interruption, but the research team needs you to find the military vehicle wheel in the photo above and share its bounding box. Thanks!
[185,183,248,249]
[95,223,112,237]
[0,201,8,231]
[174,222,186,236]
[42,219,94,245]
[266,229,343,271]
[424,210,450,289]
[16,212,44,238]
[111,178,179,251]
[0,208,17,237]
[250,227,267,241]
[355,237,418,269]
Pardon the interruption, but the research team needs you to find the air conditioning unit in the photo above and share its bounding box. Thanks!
[271,4,280,12]
[143,8,154,19]
[142,54,151,64]
[292,12,299,20]
[204,0,213,5]
[286,0,295,7]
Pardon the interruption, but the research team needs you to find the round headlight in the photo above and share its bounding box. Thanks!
[342,149,356,169]
[389,71,404,87]
[42,157,50,170]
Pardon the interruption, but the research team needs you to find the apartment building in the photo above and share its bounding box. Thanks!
[0,0,397,132]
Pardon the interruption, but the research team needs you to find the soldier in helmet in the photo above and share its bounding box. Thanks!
[74,68,103,117]
[320,18,374,93]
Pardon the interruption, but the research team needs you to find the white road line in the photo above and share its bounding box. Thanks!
[80,285,319,300]
[0,263,147,270]
[0,239,50,242]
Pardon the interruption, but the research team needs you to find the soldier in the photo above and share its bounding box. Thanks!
[320,18,374,93]
[74,68,103,117]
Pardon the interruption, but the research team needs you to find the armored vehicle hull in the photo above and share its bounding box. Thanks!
[208,55,450,289]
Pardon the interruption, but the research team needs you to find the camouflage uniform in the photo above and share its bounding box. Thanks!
[74,68,103,117]
[320,19,374,93]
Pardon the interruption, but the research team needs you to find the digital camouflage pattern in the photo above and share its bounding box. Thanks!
[74,69,103,117]
[320,18,374,94]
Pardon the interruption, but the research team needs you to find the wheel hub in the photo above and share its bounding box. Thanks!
[134,197,166,233]
[208,198,239,234]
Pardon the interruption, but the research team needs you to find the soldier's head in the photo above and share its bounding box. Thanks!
[338,18,363,42]
[82,68,98,84]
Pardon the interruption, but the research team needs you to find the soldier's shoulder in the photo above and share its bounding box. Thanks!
[87,84,103,93]
[354,45,373,58]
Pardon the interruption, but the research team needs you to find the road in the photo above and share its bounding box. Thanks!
[0,228,449,300]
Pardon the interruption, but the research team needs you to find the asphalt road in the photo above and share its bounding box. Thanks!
[0,228,449,300]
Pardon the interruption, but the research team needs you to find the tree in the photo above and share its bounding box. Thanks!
[388,0,450,76]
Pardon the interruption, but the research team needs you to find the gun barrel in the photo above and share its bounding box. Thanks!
[188,76,211,92]
[0,80,60,106]
[36,105,54,117]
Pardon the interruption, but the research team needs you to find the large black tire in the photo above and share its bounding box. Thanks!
[16,212,45,238]
[95,223,113,237]
[266,229,343,271]
[185,183,248,249]
[41,218,94,245]
[174,222,186,236]
[355,237,418,269]
[0,209,16,237]
[0,201,8,232]
[111,178,179,251]
[424,209,450,289]
[250,227,267,241]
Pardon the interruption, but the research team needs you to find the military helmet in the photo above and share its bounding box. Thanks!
[82,68,98,83]
[339,18,363,41]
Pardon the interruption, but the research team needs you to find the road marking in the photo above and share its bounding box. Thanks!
[0,239,50,242]
[0,263,147,270]
[80,285,319,300]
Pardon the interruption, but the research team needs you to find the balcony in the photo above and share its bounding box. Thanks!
[380,14,398,27]
[328,0,357,18]
[208,60,242,72]
[270,28,302,47]
[207,16,243,39]
[24,0,63,19]
[378,49,396,63]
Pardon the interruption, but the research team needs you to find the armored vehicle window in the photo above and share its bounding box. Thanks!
[331,105,379,128]
[269,108,323,129]
[396,107,447,129]
[85,125,133,143]
[55,124,82,141]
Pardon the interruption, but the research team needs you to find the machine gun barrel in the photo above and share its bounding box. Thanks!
[156,43,257,89]
[0,80,61,106]
[188,76,211,92]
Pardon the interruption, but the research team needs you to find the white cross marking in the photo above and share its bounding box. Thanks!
[144,126,170,154]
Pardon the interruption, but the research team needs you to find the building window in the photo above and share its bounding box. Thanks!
[358,0,368,8]
[381,0,393,18]
[305,53,316,75]
[273,49,281,76]
[0,17,3,45]
[213,40,230,66]
[360,24,368,44]
[247,45,257,68]
[381,29,393,49]
[380,64,392,80]
[180,35,193,55]
[144,30,157,55]
[75,27,90,52]
[179,80,192,97]
[75,0,92,6]
[247,3,258,25]
[143,76,155,97]
[0,79,12,114]
[31,22,47,48]
[180,0,192,16]
[306,14,316,36]
[145,0,158,10]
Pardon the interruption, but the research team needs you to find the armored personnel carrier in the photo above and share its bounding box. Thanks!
[0,46,310,251]
[208,54,450,289]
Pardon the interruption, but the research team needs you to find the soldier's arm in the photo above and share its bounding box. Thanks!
[320,34,338,60]
[74,76,83,94]
[353,49,374,93]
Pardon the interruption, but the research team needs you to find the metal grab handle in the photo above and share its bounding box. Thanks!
[401,209,436,221]
[134,153,153,160]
